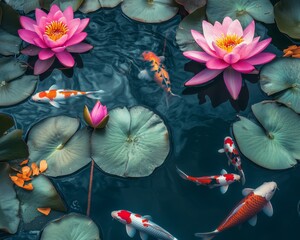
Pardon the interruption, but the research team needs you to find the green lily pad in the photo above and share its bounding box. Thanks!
[40,213,100,240]
[233,101,300,170]
[27,116,91,177]
[0,28,21,56]
[206,0,274,27]
[176,6,205,52]
[92,106,170,177]
[0,1,20,36]
[17,174,67,224]
[260,58,300,113]
[4,0,41,14]
[175,0,206,13]
[0,163,20,234]
[51,0,84,11]
[79,0,122,13]
[274,0,300,39]
[121,0,179,23]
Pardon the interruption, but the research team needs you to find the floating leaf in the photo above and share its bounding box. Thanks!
[260,58,300,113]
[17,174,66,223]
[0,1,20,35]
[79,0,122,13]
[206,0,274,27]
[51,0,84,11]
[27,116,91,177]
[0,163,20,234]
[40,213,100,240]
[92,106,170,177]
[176,6,205,52]
[233,101,300,170]
[3,0,41,14]
[121,0,178,23]
[175,0,206,13]
[0,28,21,56]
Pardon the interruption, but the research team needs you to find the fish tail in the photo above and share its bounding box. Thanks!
[164,90,181,107]
[239,170,246,185]
[176,167,189,180]
[86,90,105,99]
[195,230,219,240]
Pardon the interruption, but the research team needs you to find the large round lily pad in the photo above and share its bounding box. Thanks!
[27,116,91,177]
[121,0,178,23]
[233,101,300,170]
[260,58,300,113]
[0,163,20,234]
[0,57,38,107]
[17,174,67,223]
[92,106,170,177]
[206,0,274,27]
[79,0,122,13]
[40,213,100,240]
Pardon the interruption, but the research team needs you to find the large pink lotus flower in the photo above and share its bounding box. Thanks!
[83,101,109,129]
[18,4,93,75]
[183,17,276,99]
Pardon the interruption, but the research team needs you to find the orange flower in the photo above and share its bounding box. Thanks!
[283,45,300,58]
[20,159,29,166]
[37,208,51,216]
[31,163,40,176]
[39,160,48,173]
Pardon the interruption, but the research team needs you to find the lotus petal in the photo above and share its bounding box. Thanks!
[0,163,20,234]
[233,101,300,170]
[176,7,205,52]
[121,0,178,23]
[0,28,21,56]
[51,0,84,11]
[27,116,91,177]
[92,106,170,177]
[79,0,122,13]
[260,58,300,113]
[40,213,100,240]
[206,0,274,28]
[17,174,66,223]
[0,2,21,35]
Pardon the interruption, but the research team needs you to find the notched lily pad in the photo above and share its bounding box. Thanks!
[27,116,91,177]
[92,106,170,177]
[260,58,300,113]
[0,162,20,234]
[121,0,178,23]
[40,213,100,240]
[79,0,122,13]
[17,174,67,224]
[233,101,300,170]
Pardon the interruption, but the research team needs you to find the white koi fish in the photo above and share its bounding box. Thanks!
[195,181,277,240]
[176,167,240,194]
[218,136,246,185]
[31,84,104,108]
[111,210,178,240]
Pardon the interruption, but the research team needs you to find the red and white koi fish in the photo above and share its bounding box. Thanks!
[176,167,240,194]
[195,181,277,240]
[31,84,104,108]
[218,136,246,185]
[111,210,178,240]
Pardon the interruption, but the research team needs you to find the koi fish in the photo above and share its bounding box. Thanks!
[218,136,246,185]
[195,181,277,240]
[176,167,240,194]
[111,210,178,240]
[31,84,104,108]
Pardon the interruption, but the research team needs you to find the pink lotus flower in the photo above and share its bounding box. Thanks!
[18,4,93,75]
[183,17,276,99]
[83,101,109,129]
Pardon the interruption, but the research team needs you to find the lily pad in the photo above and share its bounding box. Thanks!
[92,106,170,177]
[175,0,206,13]
[17,174,67,223]
[79,0,122,13]
[27,116,91,177]
[260,58,300,113]
[0,1,20,36]
[4,0,40,14]
[233,101,300,170]
[0,28,21,56]
[51,0,84,11]
[121,0,178,23]
[0,163,20,234]
[206,0,274,28]
[274,0,300,39]
[176,6,205,52]
[40,213,100,240]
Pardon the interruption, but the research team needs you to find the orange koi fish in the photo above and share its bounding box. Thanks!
[32,84,104,108]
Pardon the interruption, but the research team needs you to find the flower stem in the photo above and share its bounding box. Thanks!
[86,159,94,217]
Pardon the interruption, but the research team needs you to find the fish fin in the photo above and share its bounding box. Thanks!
[86,90,105,100]
[195,230,219,239]
[49,101,60,108]
[218,148,225,153]
[220,185,229,194]
[248,215,257,226]
[263,201,273,217]
[242,188,254,196]
[49,84,58,90]
[239,170,246,185]
[143,215,152,220]
[138,69,152,80]
[159,56,165,62]
[176,167,188,180]
[220,169,227,175]
[139,231,148,240]
[126,225,136,238]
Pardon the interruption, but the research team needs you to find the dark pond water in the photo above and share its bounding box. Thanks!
[1,4,300,240]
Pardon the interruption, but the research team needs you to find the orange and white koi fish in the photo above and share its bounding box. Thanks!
[218,136,246,185]
[111,210,178,240]
[31,84,104,108]
[195,181,277,240]
[176,167,240,194]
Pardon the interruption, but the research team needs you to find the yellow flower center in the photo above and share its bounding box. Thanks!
[215,34,243,53]
[45,21,68,41]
